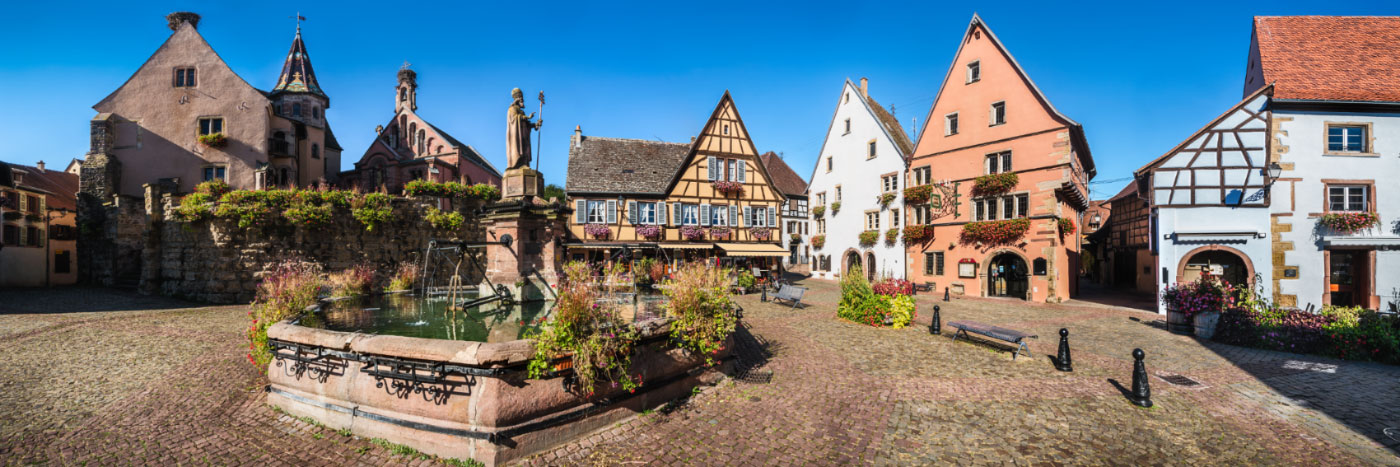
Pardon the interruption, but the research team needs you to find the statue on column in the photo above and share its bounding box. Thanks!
[506,88,542,171]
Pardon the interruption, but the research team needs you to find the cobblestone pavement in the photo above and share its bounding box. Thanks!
[1,282,1398,466]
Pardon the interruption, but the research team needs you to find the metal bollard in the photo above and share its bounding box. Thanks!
[930,305,941,335]
[943,287,950,302]
[1054,328,1073,372]
[1130,348,1152,407]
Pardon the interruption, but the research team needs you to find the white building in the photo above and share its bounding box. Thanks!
[1135,86,1275,314]
[1245,16,1400,312]
[759,152,811,271]
[803,78,914,280]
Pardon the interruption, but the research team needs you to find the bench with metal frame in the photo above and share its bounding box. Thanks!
[771,284,807,309]
[947,320,1037,360]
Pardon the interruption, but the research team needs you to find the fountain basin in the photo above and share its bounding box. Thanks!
[265,299,730,466]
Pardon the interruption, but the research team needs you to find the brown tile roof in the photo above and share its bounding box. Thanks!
[1254,16,1400,102]
[1108,181,1137,202]
[758,151,807,197]
[864,95,914,156]
[6,163,79,211]
[566,136,691,195]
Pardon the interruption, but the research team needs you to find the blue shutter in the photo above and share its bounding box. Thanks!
[700,204,711,226]
[742,206,752,227]
[737,160,746,183]
[729,205,738,226]
[606,200,617,224]
[708,156,717,181]
[768,206,776,227]
[575,200,586,223]
[627,201,637,224]
[658,202,667,225]
[674,203,683,226]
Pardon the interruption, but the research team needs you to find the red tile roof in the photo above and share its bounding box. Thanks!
[8,163,79,211]
[1254,16,1400,102]
[758,151,808,198]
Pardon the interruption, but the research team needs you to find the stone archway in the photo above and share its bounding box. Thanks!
[984,250,1029,300]
[841,248,862,278]
[1177,245,1254,287]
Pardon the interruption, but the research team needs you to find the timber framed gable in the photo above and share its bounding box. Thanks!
[1136,85,1273,207]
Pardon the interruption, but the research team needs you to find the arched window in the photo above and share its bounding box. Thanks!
[436,145,443,154]
[417,130,425,154]
[292,103,302,117]
[409,123,417,147]
[311,143,320,159]
[399,88,406,101]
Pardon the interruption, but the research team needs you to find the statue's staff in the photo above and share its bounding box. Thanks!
[535,91,545,172]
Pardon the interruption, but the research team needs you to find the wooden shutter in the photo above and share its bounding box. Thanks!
[606,200,617,223]
[742,206,751,227]
[737,161,746,183]
[658,202,667,225]
[627,201,637,224]
[575,200,586,223]
[729,205,738,226]
[767,206,776,227]
[700,204,711,226]
[674,203,683,226]
[708,156,717,181]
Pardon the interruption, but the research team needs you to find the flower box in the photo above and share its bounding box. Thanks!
[1318,211,1379,234]
[790,233,801,243]
[884,228,899,245]
[711,181,745,196]
[877,193,896,208]
[680,225,705,241]
[902,224,932,243]
[858,230,878,247]
[972,172,1018,196]
[708,226,731,240]
[903,185,934,205]
[584,223,611,240]
[959,218,1030,245]
[198,132,228,148]
[1057,217,1075,236]
[812,205,826,218]
[635,224,661,240]
[812,235,826,249]
[831,202,841,214]
[750,226,772,241]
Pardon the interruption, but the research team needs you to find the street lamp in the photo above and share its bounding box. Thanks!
[1262,162,1282,183]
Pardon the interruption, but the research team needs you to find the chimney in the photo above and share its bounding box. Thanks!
[35,161,44,172]
[859,77,868,97]
[166,12,201,31]
[572,125,582,149]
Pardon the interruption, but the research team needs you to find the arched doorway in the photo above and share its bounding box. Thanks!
[1180,248,1249,286]
[865,252,876,281]
[843,250,862,277]
[987,252,1029,299]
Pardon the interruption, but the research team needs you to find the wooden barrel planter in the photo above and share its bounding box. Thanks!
[1165,308,1192,335]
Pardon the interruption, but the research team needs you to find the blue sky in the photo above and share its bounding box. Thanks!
[1,1,1395,199]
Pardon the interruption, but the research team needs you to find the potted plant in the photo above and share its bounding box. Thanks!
[198,132,228,148]
[1318,211,1379,234]
[790,233,801,243]
[831,202,842,214]
[1160,276,1230,338]
[903,185,934,205]
[972,173,1018,196]
[812,234,826,249]
[712,181,745,196]
[584,223,611,240]
[708,226,731,240]
[903,224,932,243]
[680,225,705,241]
[884,228,899,245]
[636,224,662,240]
[959,218,1030,245]
[812,205,826,218]
[858,230,878,246]
[1057,217,1076,237]
[877,193,896,208]
[750,226,772,241]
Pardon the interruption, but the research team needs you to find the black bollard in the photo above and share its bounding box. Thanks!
[1130,348,1152,407]
[761,283,768,302]
[1055,328,1073,371]
[930,305,942,335]
[943,287,950,302]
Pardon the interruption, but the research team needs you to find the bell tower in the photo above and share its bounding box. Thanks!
[396,64,417,114]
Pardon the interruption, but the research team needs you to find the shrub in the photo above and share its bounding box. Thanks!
[283,202,333,226]
[886,295,915,329]
[247,261,323,370]
[858,230,879,246]
[903,185,934,204]
[664,262,738,366]
[1212,279,1400,364]
[352,193,393,231]
[1318,212,1379,233]
[528,261,641,396]
[386,261,420,291]
[837,266,885,327]
[215,190,275,228]
[1160,276,1232,321]
[812,205,826,218]
[328,263,375,297]
[972,172,1018,196]
[424,207,465,230]
[402,180,501,202]
[175,192,216,222]
[735,270,756,291]
[872,278,913,297]
[959,218,1030,245]
[194,179,230,197]
[812,235,826,249]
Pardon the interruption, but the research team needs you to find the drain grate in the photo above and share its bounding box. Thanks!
[735,368,773,384]
[1157,374,1203,387]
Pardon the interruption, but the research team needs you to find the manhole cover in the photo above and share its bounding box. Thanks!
[1157,374,1203,387]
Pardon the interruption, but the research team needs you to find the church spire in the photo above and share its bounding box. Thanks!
[271,26,326,102]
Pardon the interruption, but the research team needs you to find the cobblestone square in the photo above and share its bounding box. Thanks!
[2,279,1398,465]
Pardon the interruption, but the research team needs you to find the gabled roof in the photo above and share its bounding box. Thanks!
[759,151,807,197]
[1135,84,1274,176]
[912,13,1095,176]
[864,93,914,156]
[94,20,266,111]
[1108,181,1137,202]
[5,163,80,211]
[270,27,327,101]
[1252,16,1400,103]
[425,122,500,178]
[566,136,691,195]
[323,123,342,151]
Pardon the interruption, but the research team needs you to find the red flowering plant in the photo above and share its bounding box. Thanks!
[584,223,611,239]
[635,224,662,240]
[680,225,705,241]
[959,218,1030,245]
[903,224,932,243]
[1057,217,1076,237]
[885,228,900,245]
[750,226,772,241]
[811,234,826,249]
[708,226,732,240]
[1160,276,1234,320]
[872,278,914,297]
[972,173,1018,196]
[197,132,228,148]
[1318,212,1379,234]
[712,181,745,196]
[903,185,934,204]
[858,230,879,246]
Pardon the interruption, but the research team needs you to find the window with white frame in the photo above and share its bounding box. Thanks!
[990,101,1006,126]
[913,205,931,225]
[711,204,728,226]
[637,202,657,224]
[974,194,1029,221]
[865,212,879,230]
[682,204,699,225]
[889,209,900,227]
[817,218,826,234]
[966,61,980,83]
[913,167,931,186]
[985,151,1012,174]
[727,159,737,181]
[816,192,826,206]
[586,200,606,223]
[748,207,768,227]
[882,174,898,193]
[945,112,959,136]
[198,117,224,136]
[1328,185,1368,212]
[1327,124,1367,153]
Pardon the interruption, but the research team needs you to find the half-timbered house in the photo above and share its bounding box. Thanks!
[565,92,788,267]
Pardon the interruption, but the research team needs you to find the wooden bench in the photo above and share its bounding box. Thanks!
[913,282,935,293]
[948,320,1037,360]
[771,284,807,309]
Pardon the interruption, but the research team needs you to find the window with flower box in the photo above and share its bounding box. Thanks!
[585,200,606,223]
[912,205,931,225]
[882,174,898,193]
[865,211,879,231]
[889,209,900,228]
[1327,185,1369,212]
[682,204,699,225]
[973,194,1028,221]
[711,204,728,226]
[912,167,931,186]
[985,151,1012,174]
[198,117,224,136]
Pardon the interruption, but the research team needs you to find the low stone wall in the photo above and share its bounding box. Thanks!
[78,184,489,303]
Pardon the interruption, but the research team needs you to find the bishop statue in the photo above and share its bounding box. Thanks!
[506,88,542,171]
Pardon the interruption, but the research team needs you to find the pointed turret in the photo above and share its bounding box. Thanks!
[271,26,326,102]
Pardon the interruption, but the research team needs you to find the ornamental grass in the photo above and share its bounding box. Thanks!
[327,263,375,297]
[385,261,420,291]
[664,262,739,366]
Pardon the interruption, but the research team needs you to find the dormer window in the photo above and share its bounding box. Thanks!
[966,61,980,83]
[173,67,197,87]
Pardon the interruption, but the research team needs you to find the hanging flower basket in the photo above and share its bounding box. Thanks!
[680,225,705,241]
[903,224,932,243]
[903,185,934,204]
[584,223,611,240]
[858,230,879,246]
[1057,217,1076,237]
[197,132,228,148]
[708,226,731,240]
[972,173,1018,196]
[831,202,842,214]
[877,193,896,208]
[812,234,826,249]
[750,226,772,241]
[635,224,662,240]
[884,228,899,245]
[960,218,1030,245]
[790,233,801,243]
[1318,212,1379,233]
[712,181,745,196]
[812,205,826,218]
